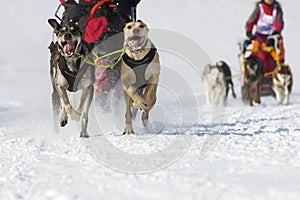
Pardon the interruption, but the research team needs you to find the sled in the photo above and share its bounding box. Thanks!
[239,35,282,100]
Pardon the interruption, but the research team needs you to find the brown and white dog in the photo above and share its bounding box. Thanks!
[272,64,293,105]
[120,20,160,134]
[48,19,94,138]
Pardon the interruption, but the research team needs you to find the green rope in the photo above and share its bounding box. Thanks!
[84,47,126,69]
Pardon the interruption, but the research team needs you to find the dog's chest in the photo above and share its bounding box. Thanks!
[54,56,92,92]
[122,48,157,88]
[274,71,292,88]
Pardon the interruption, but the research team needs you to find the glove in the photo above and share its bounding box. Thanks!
[246,31,255,40]
[243,39,252,51]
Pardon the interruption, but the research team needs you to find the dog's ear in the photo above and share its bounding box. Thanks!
[137,19,143,23]
[216,61,223,67]
[48,19,61,33]
[281,64,288,68]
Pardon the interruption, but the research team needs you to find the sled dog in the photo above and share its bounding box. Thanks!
[216,61,237,99]
[48,19,94,138]
[272,64,293,105]
[202,64,226,107]
[120,20,160,134]
[243,56,264,106]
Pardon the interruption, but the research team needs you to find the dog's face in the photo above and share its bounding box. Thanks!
[245,58,262,82]
[48,19,82,57]
[276,64,292,86]
[203,65,224,86]
[123,20,149,52]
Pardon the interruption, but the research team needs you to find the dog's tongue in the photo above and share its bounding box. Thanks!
[65,41,74,55]
[130,41,141,51]
[128,37,144,51]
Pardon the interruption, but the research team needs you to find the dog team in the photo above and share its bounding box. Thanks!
[48,0,293,137]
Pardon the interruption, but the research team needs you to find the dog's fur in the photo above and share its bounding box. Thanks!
[216,61,237,99]
[243,56,264,106]
[120,20,160,134]
[202,64,226,107]
[272,64,293,105]
[48,19,94,138]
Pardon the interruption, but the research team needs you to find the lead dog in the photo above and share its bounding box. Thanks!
[202,64,226,107]
[120,20,160,134]
[272,64,293,105]
[48,19,94,138]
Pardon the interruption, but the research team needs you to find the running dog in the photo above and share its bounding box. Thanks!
[216,61,237,99]
[202,64,226,107]
[120,20,160,134]
[48,19,94,138]
[243,56,264,106]
[272,64,293,105]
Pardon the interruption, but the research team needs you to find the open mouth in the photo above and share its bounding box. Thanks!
[127,34,147,51]
[61,40,78,56]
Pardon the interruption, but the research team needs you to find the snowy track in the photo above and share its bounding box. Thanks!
[1,95,300,199]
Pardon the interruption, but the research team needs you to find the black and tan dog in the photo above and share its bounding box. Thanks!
[272,64,293,105]
[120,20,160,134]
[243,56,264,106]
[48,19,94,138]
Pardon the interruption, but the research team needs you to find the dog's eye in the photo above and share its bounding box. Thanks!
[127,25,132,30]
[139,24,145,28]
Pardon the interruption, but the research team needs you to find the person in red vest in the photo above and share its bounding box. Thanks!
[246,0,285,67]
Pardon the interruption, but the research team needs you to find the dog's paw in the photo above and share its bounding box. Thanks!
[132,99,148,111]
[60,119,68,127]
[123,124,134,135]
[80,132,89,138]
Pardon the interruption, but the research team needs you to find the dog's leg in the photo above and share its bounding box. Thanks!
[229,80,237,98]
[123,90,134,134]
[60,105,68,127]
[56,86,81,121]
[225,83,229,98]
[79,85,94,138]
[142,83,158,126]
[283,87,289,105]
[273,85,282,103]
[52,87,61,132]
[246,83,253,106]
[255,78,262,104]
[123,83,147,111]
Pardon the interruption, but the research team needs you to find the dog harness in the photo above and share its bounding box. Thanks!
[122,47,157,89]
[52,42,90,92]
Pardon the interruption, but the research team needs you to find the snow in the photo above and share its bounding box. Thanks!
[1,0,300,199]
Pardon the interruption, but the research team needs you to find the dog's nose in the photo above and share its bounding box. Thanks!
[64,33,72,40]
[133,28,140,34]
